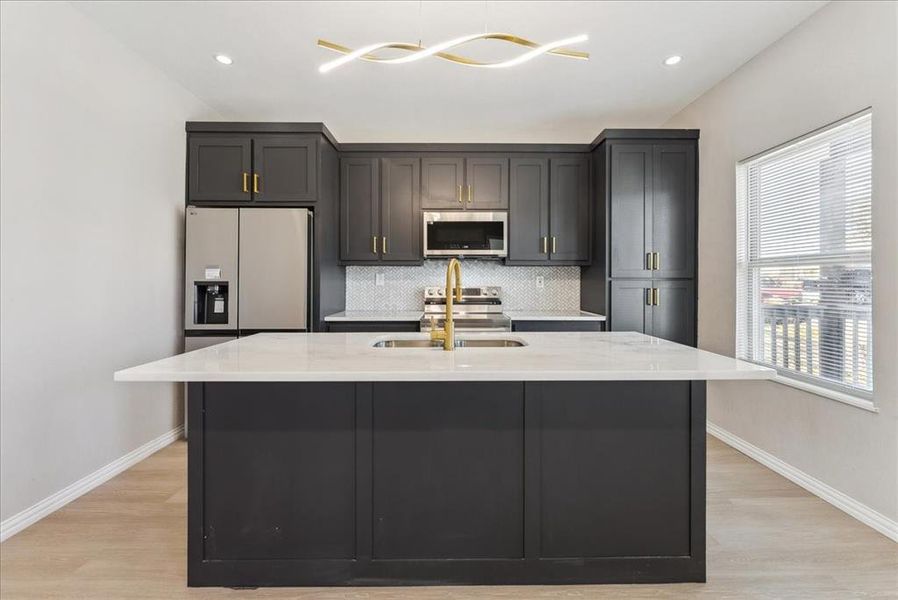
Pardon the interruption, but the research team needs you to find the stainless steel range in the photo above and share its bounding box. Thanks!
[420,286,511,332]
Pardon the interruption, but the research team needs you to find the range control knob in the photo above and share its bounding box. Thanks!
[490,289,498,296]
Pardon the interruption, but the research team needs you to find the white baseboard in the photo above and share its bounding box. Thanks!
[0,424,184,543]
[707,421,898,543]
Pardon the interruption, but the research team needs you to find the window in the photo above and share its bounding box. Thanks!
[736,111,873,399]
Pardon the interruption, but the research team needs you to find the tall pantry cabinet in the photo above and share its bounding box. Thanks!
[581,130,699,346]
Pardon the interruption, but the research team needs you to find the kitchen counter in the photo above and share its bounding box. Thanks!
[115,330,773,588]
[114,331,771,382]
[504,310,605,321]
[323,310,424,322]
[324,310,606,322]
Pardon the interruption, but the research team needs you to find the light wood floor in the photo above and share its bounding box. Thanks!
[1,437,895,599]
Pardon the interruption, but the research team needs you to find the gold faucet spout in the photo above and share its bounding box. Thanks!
[430,258,462,351]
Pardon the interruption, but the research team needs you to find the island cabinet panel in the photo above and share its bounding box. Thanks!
[188,379,705,587]
[370,382,525,559]
[200,382,356,560]
[533,381,691,558]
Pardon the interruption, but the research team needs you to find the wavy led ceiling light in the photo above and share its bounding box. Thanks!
[317,33,589,73]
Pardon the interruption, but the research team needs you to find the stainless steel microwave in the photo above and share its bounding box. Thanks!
[423,211,508,258]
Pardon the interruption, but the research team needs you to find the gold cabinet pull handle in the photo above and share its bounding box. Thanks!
[542,236,548,254]
[372,235,378,255]
[467,184,473,204]
[382,236,387,254]
[646,252,654,270]
[653,288,660,306]
[646,288,653,306]
[457,185,463,203]
[242,172,249,193]
[653,252,660,270]
[253,173,260,193]
[551,236,557,253]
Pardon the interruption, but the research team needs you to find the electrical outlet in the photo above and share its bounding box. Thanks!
[535,276,545,289]
[375,272,385,286]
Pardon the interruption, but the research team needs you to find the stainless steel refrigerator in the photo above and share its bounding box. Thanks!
[184,206,311,351]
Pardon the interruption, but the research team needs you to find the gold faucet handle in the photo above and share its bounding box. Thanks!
[429,316,445,340]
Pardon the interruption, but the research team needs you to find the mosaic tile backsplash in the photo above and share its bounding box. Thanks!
[345,261,580,311]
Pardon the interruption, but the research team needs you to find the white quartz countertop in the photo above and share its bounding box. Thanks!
[504,310,605,321]
[324,310,424,322]
[114,332,774,383]
[324,310,605,322]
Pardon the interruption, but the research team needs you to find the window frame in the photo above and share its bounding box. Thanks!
[735,109,874,409]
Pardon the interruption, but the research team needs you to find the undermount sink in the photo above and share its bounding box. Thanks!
[372,338,527,349]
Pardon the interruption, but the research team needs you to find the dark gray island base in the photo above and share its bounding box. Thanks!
[187,380,706,587]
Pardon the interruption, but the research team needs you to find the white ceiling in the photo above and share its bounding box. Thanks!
[72,1,826,143]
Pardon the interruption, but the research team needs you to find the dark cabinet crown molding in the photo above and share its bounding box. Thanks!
[589,128,700,150]
[187,122,697,154]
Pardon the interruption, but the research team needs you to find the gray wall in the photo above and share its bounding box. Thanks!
[664,0,898,523]
[0,3,219,524]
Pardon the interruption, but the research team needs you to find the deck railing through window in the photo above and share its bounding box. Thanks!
[759,304,872,391]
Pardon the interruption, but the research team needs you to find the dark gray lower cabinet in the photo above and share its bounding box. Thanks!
[188,380,705,586]
[610,279,695,346]
[326,321,419,333]
[511,320,603,332]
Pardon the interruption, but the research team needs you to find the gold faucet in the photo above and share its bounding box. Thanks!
[430,258,462,351]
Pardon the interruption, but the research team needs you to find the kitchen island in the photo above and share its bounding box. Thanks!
[114,331,773,588]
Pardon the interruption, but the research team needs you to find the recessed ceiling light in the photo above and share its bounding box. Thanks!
[664,55,682,66]
[214,54,233,65]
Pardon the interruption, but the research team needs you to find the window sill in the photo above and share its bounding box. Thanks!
[773,375,878,413]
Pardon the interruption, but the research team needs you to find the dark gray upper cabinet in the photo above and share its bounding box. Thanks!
[340,158,379,262]
[508,158,549,262]
[380,157,421,263]
[253,135,318,203]
[421,157,465,209]
[651,145,696,279]
[609,144,653,278]
[609,142,696,278]
[340,157,422,265]
[188,135,252,203]
[466,157,509,209]
[609,279,695,346]
[422,156,508,210]
[188,133,319,204]
[549,156,590,262]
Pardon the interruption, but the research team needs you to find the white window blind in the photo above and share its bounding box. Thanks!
[736,111,873,398]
